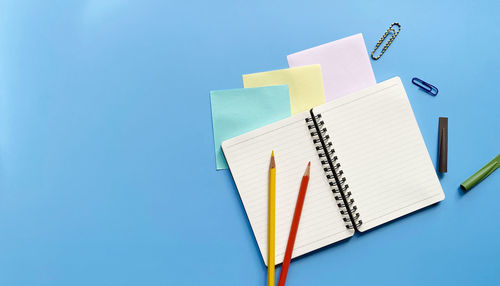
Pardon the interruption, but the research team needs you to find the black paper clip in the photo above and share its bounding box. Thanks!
[412,77,438,96]
[371,23,401,60]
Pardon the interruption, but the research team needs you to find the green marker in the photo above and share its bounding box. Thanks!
[460,153,500,191]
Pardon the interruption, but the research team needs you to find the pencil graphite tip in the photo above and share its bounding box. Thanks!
[304,162,310,176]
[270,151,276,169]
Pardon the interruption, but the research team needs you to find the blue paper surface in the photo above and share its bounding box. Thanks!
[0,1,499,286]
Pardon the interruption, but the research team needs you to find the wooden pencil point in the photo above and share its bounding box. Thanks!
[305,162,310,176]
[270,151,276,169]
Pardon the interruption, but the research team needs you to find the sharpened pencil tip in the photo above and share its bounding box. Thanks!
[304,161,310,176]
[270,151,276,169]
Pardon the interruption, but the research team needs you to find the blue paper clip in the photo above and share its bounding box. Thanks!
[412,77,438,96]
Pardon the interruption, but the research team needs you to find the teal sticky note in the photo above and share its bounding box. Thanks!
[210,85,291,170]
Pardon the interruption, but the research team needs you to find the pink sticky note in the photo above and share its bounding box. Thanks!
[287,33,376,102]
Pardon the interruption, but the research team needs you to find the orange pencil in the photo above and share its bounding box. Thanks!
[278,162,310,286]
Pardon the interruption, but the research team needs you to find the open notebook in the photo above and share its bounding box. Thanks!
[222,77,445,266]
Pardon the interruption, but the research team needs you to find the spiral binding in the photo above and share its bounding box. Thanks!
[305,113,363,230]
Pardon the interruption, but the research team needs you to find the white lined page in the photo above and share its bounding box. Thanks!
[222,112,353,266]
[314,77,444,232]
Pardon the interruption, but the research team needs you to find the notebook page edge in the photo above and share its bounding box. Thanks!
[221,112,309,266]
[221,111,310,151]
[357,80,445,231]
[312,76,445,233]
[221,111,353,266]
[311,76,401,115]
[358,192,444,232]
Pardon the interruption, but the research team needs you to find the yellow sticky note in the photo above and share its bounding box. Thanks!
[243,65,325,114]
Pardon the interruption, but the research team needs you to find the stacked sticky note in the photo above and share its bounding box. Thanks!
[210,33,376,170]
[243,65,325,115]
[210,86,291,170]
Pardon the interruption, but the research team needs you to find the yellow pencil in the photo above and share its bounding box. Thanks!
[268,151,276,286]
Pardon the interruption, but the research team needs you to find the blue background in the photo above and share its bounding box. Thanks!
[0,1,499,285]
